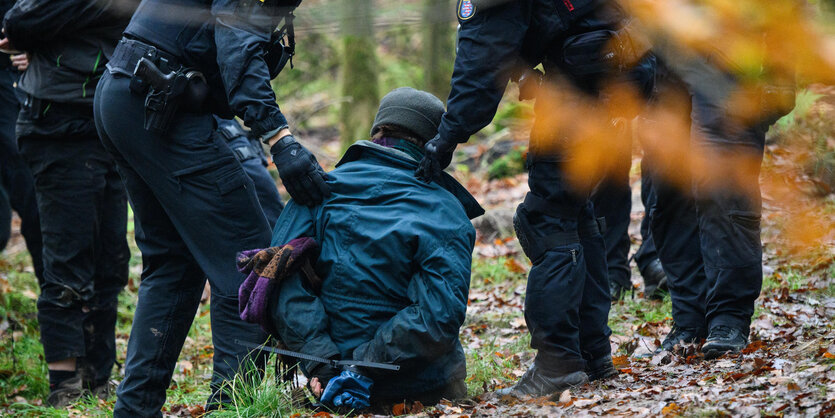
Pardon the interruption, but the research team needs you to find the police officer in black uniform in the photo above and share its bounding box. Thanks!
[591,137,668,301]
[643,49,793,357]
[214,117,284,226]
[3,0,133,407]
[416,0,655,396]
[0,0,43,282]
[94,0,327,414]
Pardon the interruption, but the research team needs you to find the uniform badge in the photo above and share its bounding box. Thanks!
[458,0,475,21]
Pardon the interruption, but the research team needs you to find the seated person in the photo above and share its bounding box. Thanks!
[238,87,483,409]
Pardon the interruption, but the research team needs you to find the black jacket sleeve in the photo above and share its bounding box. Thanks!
[437,1,530,145]
[211,0,290,137]
[3,0,111,51]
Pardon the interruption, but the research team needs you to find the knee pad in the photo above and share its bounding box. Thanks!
[514,203,580,264]
[38,283,84,309]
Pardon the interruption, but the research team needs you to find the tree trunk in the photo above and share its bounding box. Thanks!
[339,0,379,151]
[422,0,454,101]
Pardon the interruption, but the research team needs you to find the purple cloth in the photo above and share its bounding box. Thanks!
[236,237,320,334]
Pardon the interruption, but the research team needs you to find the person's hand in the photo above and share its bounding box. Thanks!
[269,134,330,206]
[415,134,456,183]
[308,361,339,398]
[319,367,373,410]
[0,37,20,55]
[10,53,28,71]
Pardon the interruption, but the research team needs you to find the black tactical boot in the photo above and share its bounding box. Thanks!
[585,355,617,381]
[46,374,83,408]
[656,324,706,354]
[609,280,632,301]
[702,326,748,359]
[89,380,115,400]
[640,259,668,300]
[495,364,588,398]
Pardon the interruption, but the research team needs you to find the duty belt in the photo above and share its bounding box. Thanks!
[108,37,182,77]
[235,340,401,371]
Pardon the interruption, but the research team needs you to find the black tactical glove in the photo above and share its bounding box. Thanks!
[415,134,456,183]
[270,135,330,206]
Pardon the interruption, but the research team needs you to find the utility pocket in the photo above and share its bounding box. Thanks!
[216,167,248,195]
[726,210,762,265]
[728,210,761,230]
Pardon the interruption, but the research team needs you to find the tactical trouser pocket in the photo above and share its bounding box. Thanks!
[514,203,580,265]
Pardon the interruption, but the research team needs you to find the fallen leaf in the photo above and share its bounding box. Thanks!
[392,403,407,415]
[558,389,571,404]
[504,258,527,273]
[662,402,682,416]
[612,355,629,368]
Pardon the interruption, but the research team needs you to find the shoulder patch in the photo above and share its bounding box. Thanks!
[457,0,476,21]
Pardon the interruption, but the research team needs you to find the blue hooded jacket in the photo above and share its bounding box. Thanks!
[269,140,483,398]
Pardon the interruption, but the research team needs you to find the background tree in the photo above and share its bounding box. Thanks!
[339,0,379,150]
[422,0,454,101]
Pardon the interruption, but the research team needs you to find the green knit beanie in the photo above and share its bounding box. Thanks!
[370,87,445,143]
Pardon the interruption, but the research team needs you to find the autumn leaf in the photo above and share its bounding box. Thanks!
[742,340,767,354]
[662,402,682,416]
[504,258,527,273]
[612,355,629,369]
[391,403,407,415]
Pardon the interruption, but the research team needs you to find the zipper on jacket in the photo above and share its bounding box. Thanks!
[569,249,578,265]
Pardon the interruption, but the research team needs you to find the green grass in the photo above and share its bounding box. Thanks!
[470,256,527,289]
[487,146,527,180]
[0,256,49,409]
[210,362,304,418]
[772,89,823,134]
[465,331,531,396]
[0,216,218,415]
[608,293,672,336]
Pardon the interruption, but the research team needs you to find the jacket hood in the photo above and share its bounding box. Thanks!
[336,140,485,220]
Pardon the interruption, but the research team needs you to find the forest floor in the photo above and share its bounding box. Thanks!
[1,86,834,417]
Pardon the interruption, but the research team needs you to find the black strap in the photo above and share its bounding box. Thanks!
[577,217,607,238]
[541,230,580,248]
[232,145,258,162]
[285,12,295,69]
[596,216,607,234]
[523,193,581,219]
[109,38,182,76]
[219,124,240,141]
[236,340,400,371]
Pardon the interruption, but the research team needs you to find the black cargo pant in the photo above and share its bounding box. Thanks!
[517,84,613,372]
[591,152,661,291]
[0,67,43,280]
[219,123,284,228]
[516,158,612,373]
[95,70,270,416]
[632,170,661,274]
[17,102,129,388]
[645,60,767,333]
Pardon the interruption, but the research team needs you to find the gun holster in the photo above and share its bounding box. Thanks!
[561,21,652,82]
[131,58,208,135]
